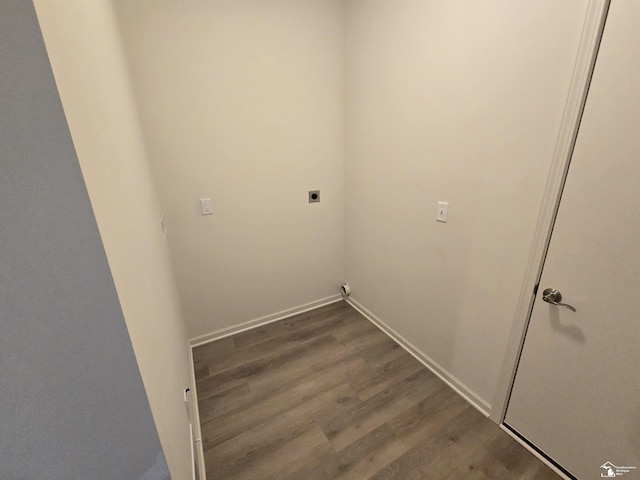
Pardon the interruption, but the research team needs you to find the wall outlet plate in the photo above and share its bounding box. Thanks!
[200,198,213,215]
[309,190,320,203]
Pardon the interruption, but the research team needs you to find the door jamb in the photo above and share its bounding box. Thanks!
[489,0,611,423]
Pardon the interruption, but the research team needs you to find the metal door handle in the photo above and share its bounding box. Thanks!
[542,288,577,312]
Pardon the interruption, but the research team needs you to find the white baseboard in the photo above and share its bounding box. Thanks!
[187,342,206,480]
[188,423,195,480]
[346,297,491,417]
[188,294,343,348]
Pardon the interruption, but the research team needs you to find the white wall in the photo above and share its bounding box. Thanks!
[344,0,589,408]
[34,2,192,478]
[112,0,346,338]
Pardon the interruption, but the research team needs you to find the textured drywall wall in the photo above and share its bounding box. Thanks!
[113,0,345,338]
[33,1,193,477]
[344,0,588,407]
[0,2,168,478]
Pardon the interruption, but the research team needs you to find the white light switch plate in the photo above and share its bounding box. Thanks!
[200,198,213,215]
[436,201,449,222]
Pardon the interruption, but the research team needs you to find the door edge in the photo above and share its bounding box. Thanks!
[500,423,577,480]
[489,0,610,423]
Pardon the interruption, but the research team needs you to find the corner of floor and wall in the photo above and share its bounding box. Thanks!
[29,0,592,479]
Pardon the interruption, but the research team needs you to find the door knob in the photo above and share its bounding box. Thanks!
[542,288,577,312]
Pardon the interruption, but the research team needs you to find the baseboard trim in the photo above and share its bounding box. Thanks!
[346,297,491,417]
[188,294,343,348]
[186,342,206,480]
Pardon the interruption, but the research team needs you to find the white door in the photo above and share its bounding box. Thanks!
[504,2,640,479]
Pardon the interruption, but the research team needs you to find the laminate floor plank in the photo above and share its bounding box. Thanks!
[320,369,441,451]
[193,300,561,479]
[204,315,348,377]
[358,337,405,369]
[244,335,350,394]
[370,385,464,473]
[206,382,359,476]
[349,352,426,401]
[368,447,432,480]
[197,382,254,424]
[415,406,496,476]
[337,326,387,352]
[388,383,470,449]
[197,333,338,399]
[442,428,562,480]
[193,336,236,379]
[214,423,331,480]
[280,424,406,480]
[201,351,369,448]
[250,354,370,402]
[231,302,353,350]
[325,424,406,480]
[330,312,379,343]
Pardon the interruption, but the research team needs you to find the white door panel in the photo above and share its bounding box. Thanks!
[505,1,640,479]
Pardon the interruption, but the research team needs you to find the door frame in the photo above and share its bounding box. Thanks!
[490,0,610,424]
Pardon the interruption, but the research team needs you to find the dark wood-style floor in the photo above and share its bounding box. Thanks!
[193,301,559,480]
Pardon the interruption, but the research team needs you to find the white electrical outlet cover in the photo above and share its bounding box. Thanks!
[200,198,213,215]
